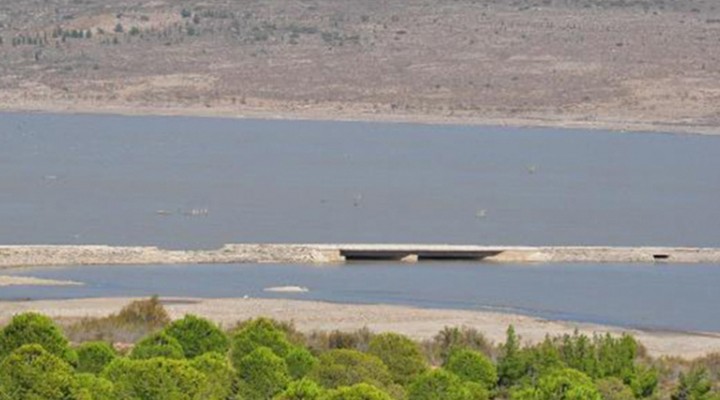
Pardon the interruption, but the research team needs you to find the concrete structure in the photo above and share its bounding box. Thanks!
[1,244,720,268]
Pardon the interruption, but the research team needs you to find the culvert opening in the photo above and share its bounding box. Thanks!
[416,251,504,261]
[340,251,413,261]
[653,254,670,261]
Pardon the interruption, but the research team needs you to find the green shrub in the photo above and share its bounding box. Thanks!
[595,377,635,400]
[276,378,326,400]
[510,368,601,400]
[236,346,291,400]
[231,318,293,366]
[463,382,490,400]
[103,357,208,399]
[0,344,76,400]
[322,383,394,400]
[190,352,235,400]
[672,366,714,400]
[309,349,393,390]
[130,331,184,360]
[164,315,229,358]
[445,349,497,389]
[0,312,73,362]
[368,332,427,385]
[407,369,474,400]
[287,346,319,379]
[76,341,117,374]
[73,373,115,400]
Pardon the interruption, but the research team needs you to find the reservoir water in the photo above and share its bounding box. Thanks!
[2,112,720,333]
[1,112,719,248]
[2,262,720,333]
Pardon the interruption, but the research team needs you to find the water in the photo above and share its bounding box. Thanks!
[2,262,719,333]
[1,112,719,249]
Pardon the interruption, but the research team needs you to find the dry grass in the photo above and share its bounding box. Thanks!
[61,296,170,344]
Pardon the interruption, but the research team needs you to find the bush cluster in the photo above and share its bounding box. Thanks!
[0,299,717,399]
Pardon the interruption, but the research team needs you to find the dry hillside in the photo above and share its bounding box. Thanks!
[1,0,719,133]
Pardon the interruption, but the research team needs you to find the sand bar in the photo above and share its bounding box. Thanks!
[1,244,720,269]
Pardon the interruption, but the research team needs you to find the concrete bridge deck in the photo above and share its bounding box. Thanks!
[1,244,720,268]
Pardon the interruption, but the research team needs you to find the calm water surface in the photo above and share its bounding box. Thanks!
[2,262,720,333]
[1,112,719,248]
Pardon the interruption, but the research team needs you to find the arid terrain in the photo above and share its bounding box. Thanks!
[1,0,719,134]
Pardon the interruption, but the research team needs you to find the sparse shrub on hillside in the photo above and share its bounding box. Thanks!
[114,23,124,33]
[164,314,229,358]
[0,344,76,400]
[0,312,74,363]
[76,341,117,374]
[368,332,428,385]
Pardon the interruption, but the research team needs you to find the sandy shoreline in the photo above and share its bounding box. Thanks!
[0,275,82,287]
[1,296,718,359]
[2,103,718,137]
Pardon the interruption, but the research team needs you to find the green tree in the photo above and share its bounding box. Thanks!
[510,368,601,400]
[76,341,117,374]
[103,357,208,399]
[0,344,76,400]
[287,346,319,379]
[73,373,115,400]
[231,318,293,365]
[275,378,326,400]
[236,346,291,400]
[322,383,394,400]
[628,364,658,398]
[130,331,184,360]
[368,332,427,385]
[445,349,497,389]
[190,352,235,400]
[0,312,74,363]
[309,349,393,390]
[498,326,525,387]
[164,315,229,358]
[407,369,475,400]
